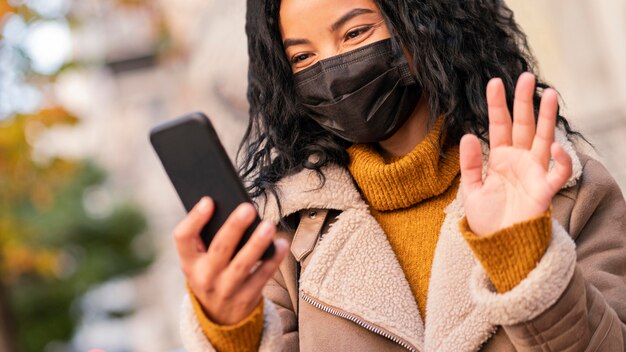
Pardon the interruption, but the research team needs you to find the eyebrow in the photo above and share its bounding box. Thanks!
[330,8,375,32]
[283,38,311,49]
[282,8,375,50]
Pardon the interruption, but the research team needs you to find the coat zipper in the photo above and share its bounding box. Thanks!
[301,292,418,352]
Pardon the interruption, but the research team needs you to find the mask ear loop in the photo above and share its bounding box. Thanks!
[382,22,416,79]
[367,19,405,61]
[375,17,408,61]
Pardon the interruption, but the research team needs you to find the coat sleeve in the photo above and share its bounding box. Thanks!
[470,156,626,351]
[179,225,299,352]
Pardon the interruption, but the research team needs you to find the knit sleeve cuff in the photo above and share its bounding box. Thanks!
[186,283,264,352]
[459,209,552,293]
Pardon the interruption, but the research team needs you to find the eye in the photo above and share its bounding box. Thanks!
[291,53,312,64]
[344,25,373,41]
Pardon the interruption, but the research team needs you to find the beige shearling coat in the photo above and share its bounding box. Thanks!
[180,131,626,351]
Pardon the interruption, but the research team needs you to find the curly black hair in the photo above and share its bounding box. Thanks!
[239,0,581,211]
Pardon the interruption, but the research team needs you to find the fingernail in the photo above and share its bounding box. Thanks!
[237,203,253,220]
[198,197,210,213]
[258,220,274,238]
[275,238,288,250]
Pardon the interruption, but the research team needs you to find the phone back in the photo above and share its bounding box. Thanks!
[150,112,269,257]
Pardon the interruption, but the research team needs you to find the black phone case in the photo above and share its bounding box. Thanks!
[149,112,275,260]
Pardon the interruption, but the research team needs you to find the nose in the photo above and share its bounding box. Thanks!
[315,43,344,64]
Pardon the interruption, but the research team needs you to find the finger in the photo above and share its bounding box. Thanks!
[189,254,218,292]
[173,197,214,270]
[460,134,484,195]
[220,220,276,295]
[240,239,289,297]
[206,202,257,272]
[512,72,537,149]
[546,143,572,193]
[487,77,512,148]
[531,89,558,169]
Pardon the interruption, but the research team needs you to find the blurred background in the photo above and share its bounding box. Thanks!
[0,0,624,351]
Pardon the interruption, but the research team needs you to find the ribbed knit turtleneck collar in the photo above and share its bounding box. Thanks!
[347,119,460,211]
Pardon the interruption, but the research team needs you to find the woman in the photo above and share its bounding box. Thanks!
[176,0,626,351]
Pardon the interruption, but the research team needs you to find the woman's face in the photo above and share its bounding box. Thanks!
[279,0,392,73]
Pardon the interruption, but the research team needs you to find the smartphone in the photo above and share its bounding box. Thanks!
[149,112,275,260]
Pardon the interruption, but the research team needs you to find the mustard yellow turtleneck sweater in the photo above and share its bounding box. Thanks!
[347,121,460,318]
[187,120,551,351]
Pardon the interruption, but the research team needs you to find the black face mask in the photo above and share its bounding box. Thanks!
[293,38,422,143]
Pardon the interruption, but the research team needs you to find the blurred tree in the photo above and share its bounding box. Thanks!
[0,2,155,351]
[0,110,154,352]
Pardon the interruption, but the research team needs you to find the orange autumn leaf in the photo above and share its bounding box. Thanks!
[0,0,14,19]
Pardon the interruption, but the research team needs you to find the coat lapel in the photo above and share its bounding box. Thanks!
[299,205,425,351]
[259,166,425,350]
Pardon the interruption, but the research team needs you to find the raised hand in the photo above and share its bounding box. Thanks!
[459,72,573,236]
[174,197,289,325]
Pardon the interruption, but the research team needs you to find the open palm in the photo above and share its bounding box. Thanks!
[460,73,573,236]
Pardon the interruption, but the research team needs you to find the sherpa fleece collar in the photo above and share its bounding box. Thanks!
[258,129,583,351]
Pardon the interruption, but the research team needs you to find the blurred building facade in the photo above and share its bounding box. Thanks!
[508,0,626,188]
[44,0,251,350]
[38,0,625,350]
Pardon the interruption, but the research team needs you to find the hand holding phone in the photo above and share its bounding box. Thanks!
[150,112,288,324]
[174,196,288,325]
